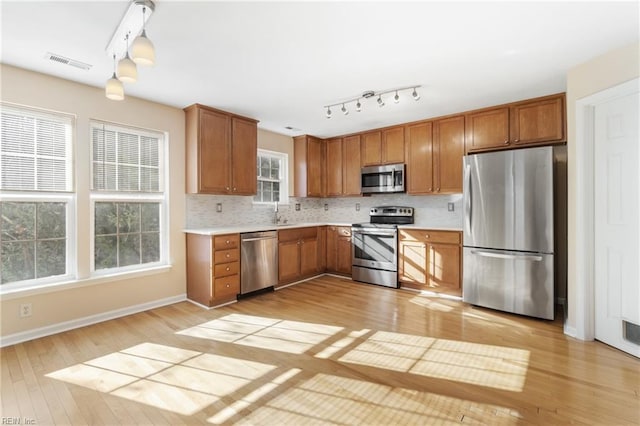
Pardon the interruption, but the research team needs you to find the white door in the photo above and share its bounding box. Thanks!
[594,90,640,357]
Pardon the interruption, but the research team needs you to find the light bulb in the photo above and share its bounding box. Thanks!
[341,103,349,115]
[412,88,420,101]
[377,95,385,107]
[117,34,137,83]
[394,91,400,103]
[356,99,362,112]
[326,106,332,118]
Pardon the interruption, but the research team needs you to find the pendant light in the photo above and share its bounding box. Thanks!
[394,91,400,103]
[117,33,138,83]
[341,103,349,115]
[105,54,124,100]
[131,6,155,66]
[377,94,385,107]
[412,87,420,101]
[356,99,362,112]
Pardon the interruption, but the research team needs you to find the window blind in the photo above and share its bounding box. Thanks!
[0,104,73,192]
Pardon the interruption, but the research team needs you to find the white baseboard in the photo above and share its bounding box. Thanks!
[0,294,186,348]
[563,324,578,339]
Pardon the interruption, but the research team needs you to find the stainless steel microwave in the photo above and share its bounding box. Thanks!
[361,163,405,193]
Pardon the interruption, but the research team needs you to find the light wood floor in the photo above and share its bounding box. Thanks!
[2,276,639,425]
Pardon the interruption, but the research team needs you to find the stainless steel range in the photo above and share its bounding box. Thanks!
[352,206,414,288]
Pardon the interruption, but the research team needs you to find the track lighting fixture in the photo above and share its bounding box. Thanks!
[104,0,156,100]
[323,85,421,118]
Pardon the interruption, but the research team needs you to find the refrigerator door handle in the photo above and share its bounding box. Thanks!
[471,249,543,262]
[464,163,472,234]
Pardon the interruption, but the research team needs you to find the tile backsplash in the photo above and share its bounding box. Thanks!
[186,193,463,229]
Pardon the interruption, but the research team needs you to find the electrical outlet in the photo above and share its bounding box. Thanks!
[356,203,360,211]
[20,303,32,318]
[324,203,329,211]
[448,202,455,212]
[295,203,300,211]
[216,203,222,213]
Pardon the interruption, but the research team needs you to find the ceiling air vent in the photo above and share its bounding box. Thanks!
[45,52,92,71]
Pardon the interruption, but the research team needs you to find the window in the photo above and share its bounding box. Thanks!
[90,121,166,273]
[0,103,74,286]
[254,149,288,204]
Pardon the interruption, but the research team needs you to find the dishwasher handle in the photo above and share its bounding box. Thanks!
[242,236,277,243]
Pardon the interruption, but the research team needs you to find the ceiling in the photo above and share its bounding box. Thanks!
[1,1,638,138]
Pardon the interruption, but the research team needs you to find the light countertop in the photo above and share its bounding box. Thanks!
[185,222,462,235]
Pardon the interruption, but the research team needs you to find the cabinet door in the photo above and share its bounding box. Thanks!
[406,122,433,194]
[434,115,465,193]
[278,240,300,282]
[343,135,362,196]
[300,238,319,276]
[383,126,405,164]
[398,241,428,284]
[199,109,231,193]
[511,96,565,145]
[318,226,327,272]
[326,226,338,272]
[231,117,257,195]
[336,236,352,275]
[465,107,510,152]
[361,131,382,166]
[428,243,461,292]
[307,136,324,197]
[325,138,344,196]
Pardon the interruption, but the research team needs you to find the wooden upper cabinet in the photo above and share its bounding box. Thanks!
[465,93,566,154]
[361,126,405,166]
[294,135,324,197]
[465,107,510,152]
[231,117,257,195]
[433,115,465,193]
[325,137,344,196]
[405,121,434,194]
[511,95,565,145]
[185,104,258,195]
[361,131,382,166]
[383,126,405,164]
[342,135,362,196]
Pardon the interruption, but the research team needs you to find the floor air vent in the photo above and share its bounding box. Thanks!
[45,52,92,70]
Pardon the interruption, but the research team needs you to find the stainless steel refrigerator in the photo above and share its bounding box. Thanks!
[463,146,557,320]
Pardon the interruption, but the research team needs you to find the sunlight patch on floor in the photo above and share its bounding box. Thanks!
[232,373,520,425]
[409,295,457,312]
[46,342,276,416]
[177,314,344,354]
[338,331,530,391]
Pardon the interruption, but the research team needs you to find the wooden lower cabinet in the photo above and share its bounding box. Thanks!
[277,227,321,286]
[398,229,462,296]
[186,233,240,307]
[326,226,352,276]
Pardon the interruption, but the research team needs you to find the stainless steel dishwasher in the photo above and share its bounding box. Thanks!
[240,230,278,295]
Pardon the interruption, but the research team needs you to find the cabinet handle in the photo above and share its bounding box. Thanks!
[514,139,519,142]
[226,186,230,190]
[436,188,440,192]
[428,187,432,192]
[425,234,430,239]
[226,240,230,244]
[233,187,237,191]
[226,253,230,258]
[504,140,509,145]
[226,267,230,271]
[225,284,230,288]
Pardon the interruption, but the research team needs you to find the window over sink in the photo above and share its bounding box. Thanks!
[254,149,288,204]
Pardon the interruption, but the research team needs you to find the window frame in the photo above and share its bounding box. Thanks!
[0,102,76,291]
[253,149,289,205]
[89,120,169,276]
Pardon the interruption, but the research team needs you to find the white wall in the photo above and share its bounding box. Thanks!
[565,42,640,334]
[0,65,186,340]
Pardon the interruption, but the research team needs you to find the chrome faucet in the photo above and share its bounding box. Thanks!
[273,201,280,224]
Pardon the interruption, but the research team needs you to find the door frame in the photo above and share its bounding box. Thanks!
[573,77,639,340]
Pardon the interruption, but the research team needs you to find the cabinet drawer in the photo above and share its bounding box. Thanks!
[214,234,239,250]
[214,261,239,277]
[214,274,239,298]
[214,248,239,264]
[278,226,317,242]
[400,229,461,244]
